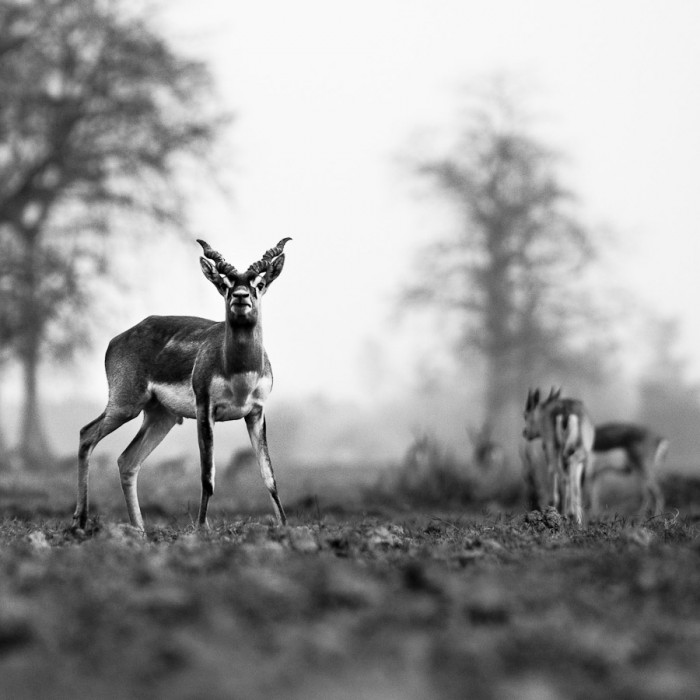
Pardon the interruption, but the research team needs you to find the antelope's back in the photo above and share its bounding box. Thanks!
[106,315,222,385]
[593,423,651,451]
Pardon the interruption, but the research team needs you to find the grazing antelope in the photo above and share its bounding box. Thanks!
[589,422,668,516]
[72,238,291,531]
[523,388,595,524]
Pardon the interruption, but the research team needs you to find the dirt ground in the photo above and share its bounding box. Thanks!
[1,467,700,700]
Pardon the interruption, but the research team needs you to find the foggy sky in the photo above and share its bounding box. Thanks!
[11,0,700,407]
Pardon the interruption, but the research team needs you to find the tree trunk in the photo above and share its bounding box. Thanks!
[484,347,513,433]
[17,227,53,470]
[482,227,516,434]
[19,340,53,469]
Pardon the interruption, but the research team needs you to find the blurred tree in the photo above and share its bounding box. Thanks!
[405,80,610,434]
[0,0,225,467]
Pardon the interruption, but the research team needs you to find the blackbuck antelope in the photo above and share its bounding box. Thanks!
[589,422,668,516]
[72,238,292,531]
[523,388,595,524]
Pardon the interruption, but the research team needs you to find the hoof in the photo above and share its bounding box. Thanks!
[70,515,87,532]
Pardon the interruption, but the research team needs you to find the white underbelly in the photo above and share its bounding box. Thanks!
[150,373,272,422]
[593,448,628,470]
[212,403,250,421]
[150,382,197,419]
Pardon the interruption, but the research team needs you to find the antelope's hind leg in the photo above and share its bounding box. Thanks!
[642,478,664,517]
[117,403,179,531]
[245,408,287,525]
[73,409,138,529]
[568,456,586,525]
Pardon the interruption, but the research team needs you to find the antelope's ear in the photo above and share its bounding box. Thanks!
[263,254,286,290]
[526,388,540,411]
[200,257,229,296]
[548,386,561,401]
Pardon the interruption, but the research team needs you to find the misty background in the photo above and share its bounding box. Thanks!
[2,0,700,485]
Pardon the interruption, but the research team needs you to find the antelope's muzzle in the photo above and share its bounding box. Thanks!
[230,289,252,314]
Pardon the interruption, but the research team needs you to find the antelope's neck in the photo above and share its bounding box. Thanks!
[223,321,265,375]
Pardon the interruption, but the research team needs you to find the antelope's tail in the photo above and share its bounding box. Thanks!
[556,412,580,458]
[653,438,669,472]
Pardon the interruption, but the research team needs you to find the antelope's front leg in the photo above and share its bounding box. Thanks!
[196,402,215,529]
[567,455,585,525]
[543,442,560,510]
[245,407,286,525]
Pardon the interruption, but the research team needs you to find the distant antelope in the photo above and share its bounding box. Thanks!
[523,388,595,524]
[72,238,291,531]
[589,422,668,516]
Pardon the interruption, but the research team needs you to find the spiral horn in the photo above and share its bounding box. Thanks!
[261,237,292,262]
[197,239,238,278]
[248,237,292,274]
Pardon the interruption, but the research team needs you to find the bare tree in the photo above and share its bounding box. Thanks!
[0,0,226,467]
[406,81,609,432]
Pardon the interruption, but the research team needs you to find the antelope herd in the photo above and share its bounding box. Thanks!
[521,387,668,524]
[70,238,668,530]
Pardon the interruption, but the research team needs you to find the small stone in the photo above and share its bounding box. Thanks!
[287,526,320,553]
[27,531,50,550]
